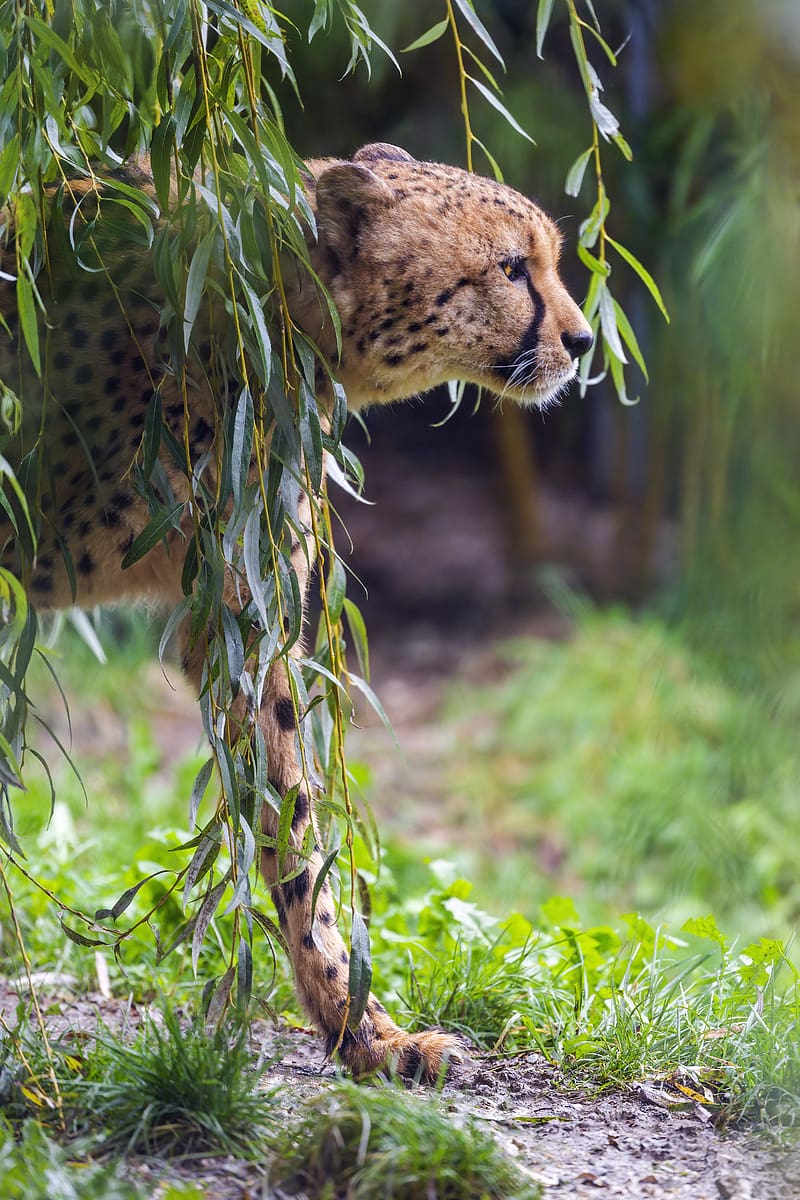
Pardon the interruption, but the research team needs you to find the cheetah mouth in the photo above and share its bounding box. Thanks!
[490,361,578,409]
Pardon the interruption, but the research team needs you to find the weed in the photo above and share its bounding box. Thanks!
[0,1118,145,1200]
[388,867,800,1133]
[75,1008,275,1159]
[268,1079,540,1199]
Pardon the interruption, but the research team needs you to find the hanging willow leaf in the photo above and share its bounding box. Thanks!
[451,0,504,68]
[607,234,670,322]
[565,147,593,197]
[468,76,535,144]
[402,19,449,53]
[347,908,372,1030]
[191,877,230,975]
[121,502,185,569]
[536,0,554,58]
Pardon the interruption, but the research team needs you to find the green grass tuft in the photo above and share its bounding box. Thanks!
[76,1008,274,1159]
[268,1079,540,1199]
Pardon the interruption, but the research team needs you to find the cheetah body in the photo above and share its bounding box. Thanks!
[0,144,591,1079]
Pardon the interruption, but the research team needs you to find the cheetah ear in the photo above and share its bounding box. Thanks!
[314,162,395,212]
[314,162,395,254]
[353,143,416,165]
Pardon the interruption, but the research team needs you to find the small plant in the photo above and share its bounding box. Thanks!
[268,1078,540,1200]
[380,867,800,1134]
[0,1118,148,1200]
[76,1008,274,1159]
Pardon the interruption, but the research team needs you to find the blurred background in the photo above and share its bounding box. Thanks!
[11,0,800,963]
[271,0,800,940]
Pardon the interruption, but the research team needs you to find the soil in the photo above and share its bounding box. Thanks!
[1,979,797,1200]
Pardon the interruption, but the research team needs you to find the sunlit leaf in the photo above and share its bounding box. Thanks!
[451,0,504,68]
[536,0,554,58]
[607,234,670,322]
[468,76,535,144]
[402,19,449,53]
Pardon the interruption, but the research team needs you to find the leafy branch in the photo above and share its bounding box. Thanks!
[540,0,669,404]
[403,0,533,181]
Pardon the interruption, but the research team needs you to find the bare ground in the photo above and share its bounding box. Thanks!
[1,983,797,1199]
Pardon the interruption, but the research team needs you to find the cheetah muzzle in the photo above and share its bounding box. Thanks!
[0,142,592,1082]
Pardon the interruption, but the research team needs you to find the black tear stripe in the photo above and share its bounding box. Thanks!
[493,281,546,381]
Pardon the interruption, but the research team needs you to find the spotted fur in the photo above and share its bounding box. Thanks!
[0,144,591,1081]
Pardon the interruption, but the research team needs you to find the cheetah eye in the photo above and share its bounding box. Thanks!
[501,258,528,284]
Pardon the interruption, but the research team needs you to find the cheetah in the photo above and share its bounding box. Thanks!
[0,143,593,1081]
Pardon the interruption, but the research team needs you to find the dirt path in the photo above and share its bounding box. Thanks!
[1,984,795,1199]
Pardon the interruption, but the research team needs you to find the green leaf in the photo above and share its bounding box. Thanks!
[536,0,554,58]
[150,115,176,212]
[402,18,449,53]
[0,730,24,790]
[142,388,163,481]
[189,758,215,829]
[183,230,215,352]
[348,672,397,746]
[95,872,168,922]
[16,271,41,378]
[598,283,627,364]
[0,134,20,202]
[121,501,185,568]
[468,76,534,144]
[343,598,370,682]
[231,387,254,511]
[451,0,504,68]
[612,297,648,381]
[192,878,229,974]
[609,348,638,406]
[540,895,581,928]
[60,921,106,949]
[183,832,222,908]
[326,556,346,624]
[581,19,618,66]
[682,915,728,950]
[577,242,610,276]
[607,235,670,322]
[347,908,373,1031]
[473,136,503,183]
[26,14,99,86]
[565,147,592,197]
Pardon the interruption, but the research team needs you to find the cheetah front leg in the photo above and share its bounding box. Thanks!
[179,553,460,1082]
[254,664,460,1081]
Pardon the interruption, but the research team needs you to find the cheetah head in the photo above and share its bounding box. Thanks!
[293,143,593,410]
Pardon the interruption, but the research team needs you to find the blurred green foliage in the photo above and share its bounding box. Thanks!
[424,608,800,942]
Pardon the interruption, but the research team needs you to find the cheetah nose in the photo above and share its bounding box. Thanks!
[561,329,594,359]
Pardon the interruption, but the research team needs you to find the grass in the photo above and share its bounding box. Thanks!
[1,603,798,1196]
[413,607,800,942]
[267,1079,541,1199]
[73,1009,275,1159]
[0,1120,150,1200]
[379,869,800,1134]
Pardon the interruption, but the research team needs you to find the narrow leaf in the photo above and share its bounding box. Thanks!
[402,19,449,53]
[612,298,649,381]
[565,147,592,197]
[451,0,504,67]
[347,908,373,1031]
[598,284,628,364]
[191,878,229,974]
[121,501,184,569]
[468,76,534,144]
[536,0,555,58]
[607,235,670,322]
